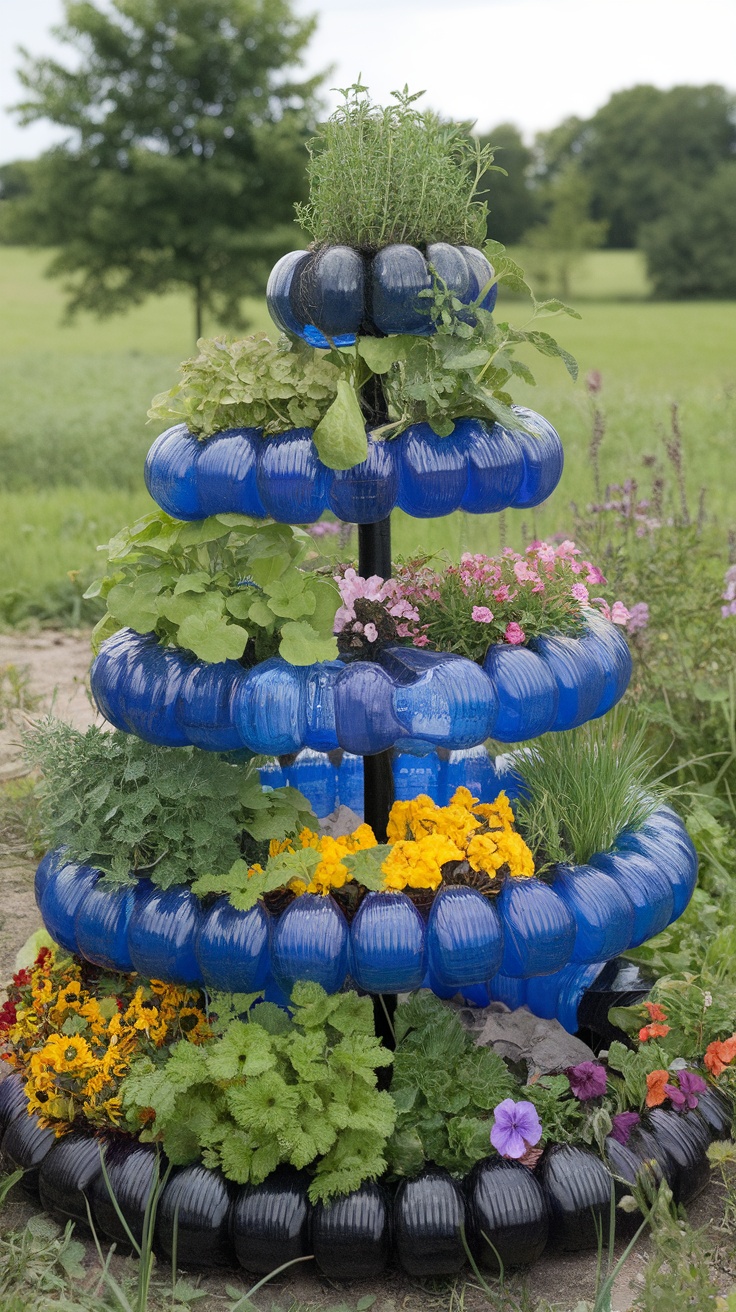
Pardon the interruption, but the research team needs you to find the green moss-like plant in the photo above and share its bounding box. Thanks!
[295,83,501,252]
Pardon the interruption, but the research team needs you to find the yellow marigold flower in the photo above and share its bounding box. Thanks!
[299,828,321,851]
[347,823,377,851]
[381,834,464,891]
[31,1034,96,1078]
[449,786,479,810]
[269,837,294,857]
[431,803,480,847]
[496,830,535,879]
[466,832,506,874]
[474,791,516,830]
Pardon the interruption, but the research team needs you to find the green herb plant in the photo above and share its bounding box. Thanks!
[191,841,391,911]
[361,252,580,440]
[121,982,396,1204]
[86,510,340,666]
[387,992,517,1177]
[511,712,665,872]
[25,720,313,889]
[295,83,500,252]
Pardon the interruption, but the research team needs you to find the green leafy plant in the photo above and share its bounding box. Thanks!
[121,982,396,1204]
[295,83,500,252]
[148,333,342,440]
[511,712,665,870]
[387,992,516,1177]
[24,720,313,888]
[363,254,580,438]
[86,510,340,666]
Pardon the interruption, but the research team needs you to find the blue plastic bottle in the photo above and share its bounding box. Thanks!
[551,864,635,964]
[127,885,203,986]
[75,882,136,973]
[270,894,349,994]
[287,749,337,818]
[397,425,469,517]
[386,647,498,748]
[497,878,576,978]
[40,860,100,955]
[511,409,564,509]
[304,662,342,752]
[337,752,364,813]
[195,898,271,992]
[427,886,504,987]
[440,746,498,804]
[256,431,329,524]
[393,750,442,801]
[461,420,524,514]
[579,613,632,718]
[233,658,308,755]
[176,659,248,752]
[327,435,399,524]
[259,759,285,790]
[333,662,407,756]
[144,425,204,520]
[196,428,266,518]
[529,634,606,731]
[350,892,426,992]
[482,645,559,742]
[589,851,674,947]
[118,640,193,748]
[370,245,433,335]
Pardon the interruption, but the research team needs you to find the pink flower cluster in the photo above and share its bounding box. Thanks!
[335,568,424,646]
[452,542,630,629]
[722,565,736,619]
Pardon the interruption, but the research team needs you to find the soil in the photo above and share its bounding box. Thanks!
[0,631,734,1311]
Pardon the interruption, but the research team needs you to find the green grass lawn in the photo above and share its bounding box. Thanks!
[0,246,735,623]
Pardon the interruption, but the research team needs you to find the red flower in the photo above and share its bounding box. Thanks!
[11,968,31,988]
[0,999,17,1033]
[643,1001,667,1022]
[704,1034,736,1077]
[645,1069,670,1107]
[639,1022,670,1043]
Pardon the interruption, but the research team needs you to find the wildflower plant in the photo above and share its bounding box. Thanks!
[0,946,210,1131]
[334,541,630,662]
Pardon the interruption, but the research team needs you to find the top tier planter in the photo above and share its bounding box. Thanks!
[266,242,498,347]
[144,407,563,526]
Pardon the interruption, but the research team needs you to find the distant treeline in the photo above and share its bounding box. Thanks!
[477,83,736,298]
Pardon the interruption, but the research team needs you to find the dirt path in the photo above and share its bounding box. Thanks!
[0,631,734,1310]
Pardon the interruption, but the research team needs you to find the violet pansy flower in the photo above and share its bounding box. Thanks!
[668,1070,707,1111]
[567,1061,608,1101]
[490,1098,542,1160]
[610,1111,640,1145]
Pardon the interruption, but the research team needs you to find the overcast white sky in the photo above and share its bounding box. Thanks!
[1,0,735,163]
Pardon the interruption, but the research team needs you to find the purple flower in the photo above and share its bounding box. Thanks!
[626,602,650,635]
[668,1070,707,1111]
[610,1111,640,1145]
[567,1061,608,1101]
[490,1099,543,1159]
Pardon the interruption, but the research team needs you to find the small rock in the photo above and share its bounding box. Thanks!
[453,1001,596,1076]
[318,805,364,838]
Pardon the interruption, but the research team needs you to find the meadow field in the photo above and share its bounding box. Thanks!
[1,245,735,625]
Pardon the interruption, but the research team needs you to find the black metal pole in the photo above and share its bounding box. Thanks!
[358,378,395,844]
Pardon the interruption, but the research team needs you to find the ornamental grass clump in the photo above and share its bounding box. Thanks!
[511,713,664,870]
[295,84,499,253]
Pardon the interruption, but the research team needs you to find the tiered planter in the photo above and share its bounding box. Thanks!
[90,612,632,753]
[34,805,696,1025]
[144,408,563,523]
[0,1073,725,1277]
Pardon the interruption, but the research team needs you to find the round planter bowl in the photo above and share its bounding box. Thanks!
[35,803,696,1002]
[91,618,631,760]
[144,407,563,526]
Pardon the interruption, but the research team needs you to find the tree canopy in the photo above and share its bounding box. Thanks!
[2,0,324,337]
[478,123,539,245]
[533,84,736,248]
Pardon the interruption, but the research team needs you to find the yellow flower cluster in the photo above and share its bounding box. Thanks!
[382,786,534,890]
[1,948,210,1134]
[294,824,378,894]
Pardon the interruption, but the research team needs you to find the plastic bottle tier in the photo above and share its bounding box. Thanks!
[144,408,563,525]
[90,614,632,755]
[34,806,697,1016]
